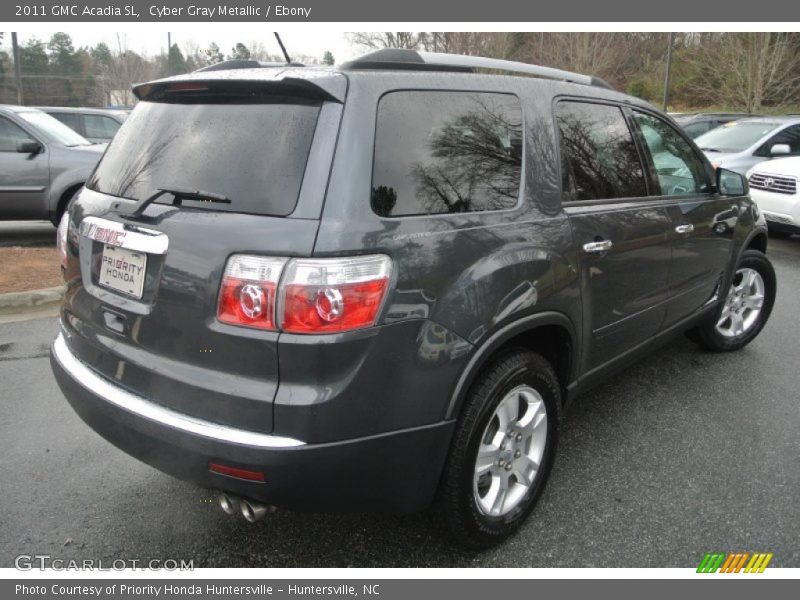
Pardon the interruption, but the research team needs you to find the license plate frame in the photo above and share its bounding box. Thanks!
[98,245,147,299]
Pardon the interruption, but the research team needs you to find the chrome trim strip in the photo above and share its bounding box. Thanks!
[80,216,169,255]
[52,333,304,448]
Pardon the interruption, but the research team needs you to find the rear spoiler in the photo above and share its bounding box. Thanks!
[132,70,347,104]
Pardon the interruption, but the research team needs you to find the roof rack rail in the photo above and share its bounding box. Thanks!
[341,49,612,89]
[194,59,305,73]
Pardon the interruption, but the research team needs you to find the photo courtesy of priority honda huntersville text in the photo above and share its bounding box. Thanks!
[50,49,776,548]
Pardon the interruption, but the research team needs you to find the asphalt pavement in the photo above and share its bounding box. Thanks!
[1,237,798,568]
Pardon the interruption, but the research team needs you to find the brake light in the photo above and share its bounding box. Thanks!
[57,212,69,269]
[280,256,392,333]
[217,255,287,330]
[217,254,392,334]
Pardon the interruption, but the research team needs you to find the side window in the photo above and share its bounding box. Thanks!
[632,112,708,196]
[50,112,81,132]
[763,124,800,156]
[372,91,523,217]
[682,122,710,139]
[0,117,32,152]
[84,114,121,139]
[556,101,646,202]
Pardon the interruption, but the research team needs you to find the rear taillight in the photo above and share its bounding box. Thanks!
[57,212,69,269]
[217,254,392,334]
[280,256,392,333]
[217,255,287,330]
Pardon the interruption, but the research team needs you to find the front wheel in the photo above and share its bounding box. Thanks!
[688,249,776,352]
[436,349,560,548]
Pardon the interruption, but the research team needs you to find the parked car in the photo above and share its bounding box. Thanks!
[673,112,758,139]
[695,116,800,175]
[747,156,800,237]
[0,105,105,224]
[37,106,129,143]
[49,50,776,548]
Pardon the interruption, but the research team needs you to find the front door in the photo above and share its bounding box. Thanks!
[556,100,673,372]
[0,116,49,220]
[630,110,735,326]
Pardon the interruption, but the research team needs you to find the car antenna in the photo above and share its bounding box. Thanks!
[274,32,291,64]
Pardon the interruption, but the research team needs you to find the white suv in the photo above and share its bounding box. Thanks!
[747,156,800,237]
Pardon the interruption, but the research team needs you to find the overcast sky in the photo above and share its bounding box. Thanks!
[5,29,359,64]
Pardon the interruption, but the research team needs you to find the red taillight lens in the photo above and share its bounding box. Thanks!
[217,255,286,331]
[279,255,392,334]
[57,212,69,269]
[217,254,392,334]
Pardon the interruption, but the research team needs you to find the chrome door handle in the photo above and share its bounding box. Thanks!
[582,240,613,253]
[675,224,695,234]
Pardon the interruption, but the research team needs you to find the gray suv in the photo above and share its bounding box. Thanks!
[0,105,105,224]
[49,50,776,547]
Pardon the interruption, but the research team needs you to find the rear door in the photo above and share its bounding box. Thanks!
[63,80,343,434]
[630,109,734,326]
[557,99,673,371]
[0,115,49,219]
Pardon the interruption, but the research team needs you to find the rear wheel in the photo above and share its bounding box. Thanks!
[688,249,776,352]
[437,349,559,548]
[51,186,82,226]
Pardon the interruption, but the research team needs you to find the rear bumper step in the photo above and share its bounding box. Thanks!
[51,332,455,513]
[52,333,302,448]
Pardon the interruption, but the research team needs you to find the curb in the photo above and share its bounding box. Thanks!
[0,286,65,315]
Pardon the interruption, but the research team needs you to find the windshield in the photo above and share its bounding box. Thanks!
[87,98,321,217]
[695,121,780,153]
[17,111,92,147]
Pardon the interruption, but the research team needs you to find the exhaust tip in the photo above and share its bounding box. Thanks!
[240,499,270,523]
[218,493,239,516]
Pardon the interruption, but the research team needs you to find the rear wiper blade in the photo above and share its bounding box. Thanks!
[125,187,231,219]
[700,147,721,153]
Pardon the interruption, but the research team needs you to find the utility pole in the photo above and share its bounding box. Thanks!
[167,32,171,54]
[662,32,675,111]
[11,32,23,105]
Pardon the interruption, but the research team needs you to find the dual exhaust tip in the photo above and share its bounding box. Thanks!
[218,492,275,523]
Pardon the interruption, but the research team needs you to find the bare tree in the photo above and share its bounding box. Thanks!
[689,33,800,111]
[348,32,425,50]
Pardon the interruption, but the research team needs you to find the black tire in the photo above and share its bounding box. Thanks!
[51,186,83,227]
[436,349,560,549]
[688,249,776,352]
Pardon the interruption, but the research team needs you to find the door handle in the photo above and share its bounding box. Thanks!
[675,224,694,234]
[582,240,613,254]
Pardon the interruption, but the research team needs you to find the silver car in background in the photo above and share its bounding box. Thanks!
[37,106,129,143]
[0,105,105,225]
[695,116,800,175]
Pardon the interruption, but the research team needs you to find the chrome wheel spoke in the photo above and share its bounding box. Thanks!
[513,455,538,487]
[731,311,745,336]
[495,395,519,430]
[475,444,499,476]
[744,293,764,310]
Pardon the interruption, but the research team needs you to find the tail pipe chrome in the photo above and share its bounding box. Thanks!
[217,492,275,522]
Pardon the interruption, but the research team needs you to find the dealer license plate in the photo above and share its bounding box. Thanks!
[98,245,147,299]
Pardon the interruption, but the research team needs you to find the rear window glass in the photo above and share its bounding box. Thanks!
[372,91,523,217]
[87,98,321,217]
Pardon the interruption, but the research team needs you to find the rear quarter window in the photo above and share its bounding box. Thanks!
[372,91,523,217]
[87,97,321,217]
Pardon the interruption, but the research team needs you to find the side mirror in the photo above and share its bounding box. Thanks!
[769,143,791,156]
[16,140,43,155]
[717,167,748,196]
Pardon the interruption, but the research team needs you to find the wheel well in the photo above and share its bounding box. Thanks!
[494,324,573,399]
[746,232,767,254]
[55,183,84,221]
